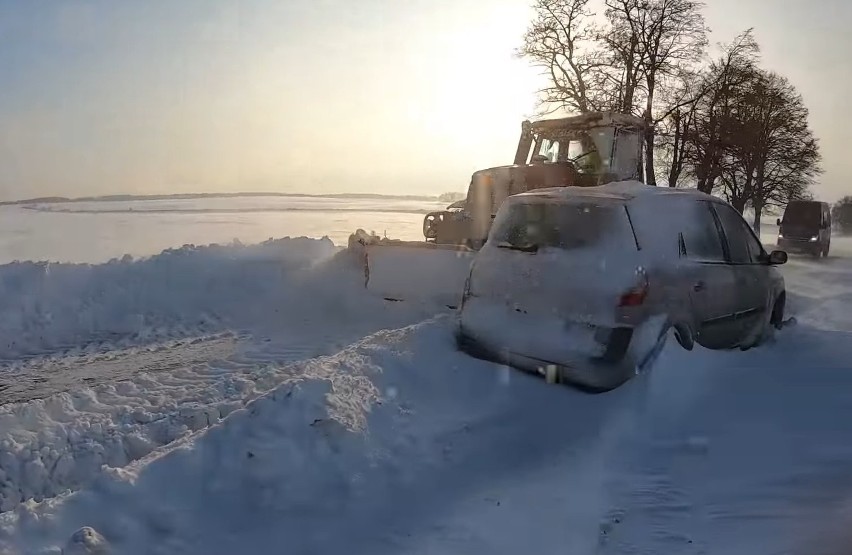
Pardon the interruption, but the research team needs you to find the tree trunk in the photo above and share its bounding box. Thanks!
[644,70,656,185]
[753,158,767,235]
[644,125,656,185]
[667,110,682,187]
[731,197,747,214]
[752,200,763,234]
[622,36,638,112]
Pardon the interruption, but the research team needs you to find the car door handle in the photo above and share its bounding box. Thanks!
[693,281,706,292]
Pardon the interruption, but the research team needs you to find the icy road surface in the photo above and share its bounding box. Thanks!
[0,232,850,554]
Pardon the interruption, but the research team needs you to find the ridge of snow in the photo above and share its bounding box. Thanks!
[0,226,851,554]
[3,307,852,553]
[0,237,449,515]
[0,237,337,361]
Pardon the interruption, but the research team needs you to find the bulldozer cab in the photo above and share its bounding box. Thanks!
[515,111,645,183]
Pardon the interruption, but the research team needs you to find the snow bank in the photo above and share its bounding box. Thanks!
[0,346,272,514]
[3,235,852,554]
[6,313,852,554]
[0,237,449,515]
[0,317,625,553]
[0,237,337,361]
[0,326,380,515]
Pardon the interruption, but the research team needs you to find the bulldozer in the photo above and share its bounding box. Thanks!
[348,111,647,306]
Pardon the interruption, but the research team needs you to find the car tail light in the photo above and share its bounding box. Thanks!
[618,269,649,307]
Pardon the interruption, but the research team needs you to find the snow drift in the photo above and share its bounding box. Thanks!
[0,318,631,554]
[5,312,852,554]
[0,237,337,361]
[1,229,852,554]
[0,237,448,515]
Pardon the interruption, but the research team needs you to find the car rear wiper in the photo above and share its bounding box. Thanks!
[495,241,539,253]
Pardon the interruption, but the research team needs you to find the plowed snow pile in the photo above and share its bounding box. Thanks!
[0,319,620,554]
[2,236,852,554]
[0,236,430,362]
[3,312,852,554]
[0,237,442,516]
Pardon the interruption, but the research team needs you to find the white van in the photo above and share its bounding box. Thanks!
[456,182,788,392]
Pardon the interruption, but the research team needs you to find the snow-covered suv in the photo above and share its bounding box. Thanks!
[456,182,788,392]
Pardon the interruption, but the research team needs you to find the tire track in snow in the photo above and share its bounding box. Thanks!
[0,334,238,405]
[0,328,381,512]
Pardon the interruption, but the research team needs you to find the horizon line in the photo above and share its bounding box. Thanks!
[0,190,466,206]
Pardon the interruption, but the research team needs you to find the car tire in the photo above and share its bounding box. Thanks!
[758,293,786,345]
[673,323,694,351]
[742,293,785,350]
[771,293,786,330]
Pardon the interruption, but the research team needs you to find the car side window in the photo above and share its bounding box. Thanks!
[681,201,726,262]
[742,224,765,262]
[713,204,762,263]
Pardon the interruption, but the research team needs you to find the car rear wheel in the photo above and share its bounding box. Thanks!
[771,293,786,330]
[742,293,785,350]
[673,323,695,351]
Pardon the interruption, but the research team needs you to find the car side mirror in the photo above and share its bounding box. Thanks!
[768,250,788,265]
[776,218,781,226]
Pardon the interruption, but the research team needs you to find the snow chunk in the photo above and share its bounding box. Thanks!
[63,526,110,555]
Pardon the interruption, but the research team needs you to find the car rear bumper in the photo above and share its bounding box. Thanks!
[455,326,636,392]
[456,297,671,391]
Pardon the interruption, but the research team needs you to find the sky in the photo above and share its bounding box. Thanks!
[0,0,848,202]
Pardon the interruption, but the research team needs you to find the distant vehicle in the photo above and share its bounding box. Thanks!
[776,200,831,257]
[456,182,788,392]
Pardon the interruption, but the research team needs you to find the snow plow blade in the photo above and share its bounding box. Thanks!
[348,230,475,308]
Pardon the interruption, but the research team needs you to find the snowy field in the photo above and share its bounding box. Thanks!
[0,196,446,264]
[0,196,851,554]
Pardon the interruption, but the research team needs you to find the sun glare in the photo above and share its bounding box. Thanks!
[403,6,542,171]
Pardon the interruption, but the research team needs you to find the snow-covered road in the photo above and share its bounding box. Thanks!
[0,234,851,554]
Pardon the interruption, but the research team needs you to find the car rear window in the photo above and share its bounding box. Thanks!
[489,200,636,251]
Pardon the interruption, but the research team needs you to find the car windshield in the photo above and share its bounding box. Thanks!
[490,200,633,251]
[783,202,821,226]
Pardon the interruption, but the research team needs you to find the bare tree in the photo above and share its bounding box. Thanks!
[711,69,820,232]
[832,196,852,234]
[520,7,818,212]
[684,29,760,194]
[605,0,708,185]
[520,0,612,114]
[744,73,821,232]
[600,1,645,114]
[654,68,704,186]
